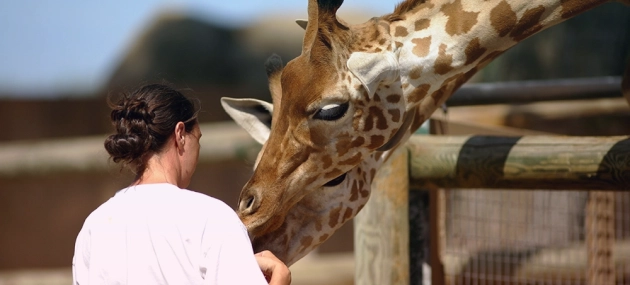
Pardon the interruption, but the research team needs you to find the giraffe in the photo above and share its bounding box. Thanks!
[221,0,622,265]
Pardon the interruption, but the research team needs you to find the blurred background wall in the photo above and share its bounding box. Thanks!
[0,0,629,280]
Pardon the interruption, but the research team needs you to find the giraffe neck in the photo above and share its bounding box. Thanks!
[385,0,608,113]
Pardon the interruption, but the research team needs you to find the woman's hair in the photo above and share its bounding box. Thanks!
[104,83,199,174]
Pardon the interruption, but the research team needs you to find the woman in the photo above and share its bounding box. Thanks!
[72,84,290,285]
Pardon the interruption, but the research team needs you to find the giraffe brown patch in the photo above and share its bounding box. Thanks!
[374,94,381,102]
[375,48,382,52]
[362,90,370,101]
[328,205,342,228]
[414,19,430,31]
[388,109,401,123]
[336,140,350,157]
[359,182,370,198]
[363,114,374,132]
[441,0,479,36]
[386,94,402,103]
[318,234,330,243]
[410,112,426,135]
[339,152,362,166]
[464,38,487,65]
[321,154,333,169]
[560,0,602,19]
[434,44,454,75]
[409,66,423,80]
[367,106,388,130]
[350,137,365,148]
[490,1,517,37]
[430,87,448,105]
[402,83,409,89]
[379,38,387,45]
[510,6,545,42]
[300,236,313,249]
[411,36,431,57]
[395,41,404,49]
[367,135,385,149]
[350,180,360,202]
[408,84,431,103]
[394,26,409,37]
[370,29,381,42]
[342,207,353,222]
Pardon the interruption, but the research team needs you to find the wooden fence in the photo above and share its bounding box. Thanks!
[355,135,630,285]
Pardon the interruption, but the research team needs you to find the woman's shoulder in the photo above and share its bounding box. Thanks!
[115,183,238,217]
[165,185,239,217]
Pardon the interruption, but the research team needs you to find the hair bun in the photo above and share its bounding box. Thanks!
[106,96,154,167]
[104,133,150,164]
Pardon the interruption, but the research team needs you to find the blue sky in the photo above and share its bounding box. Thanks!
[0,0,394,98]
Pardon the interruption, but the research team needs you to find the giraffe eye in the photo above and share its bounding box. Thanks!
[323,173,347,187]
[313,102,349,121]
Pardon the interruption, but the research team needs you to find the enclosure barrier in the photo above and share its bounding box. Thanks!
[0,122,260,177]
[355,135,630,285]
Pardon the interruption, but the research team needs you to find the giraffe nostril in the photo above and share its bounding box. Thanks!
[239,195,257,214]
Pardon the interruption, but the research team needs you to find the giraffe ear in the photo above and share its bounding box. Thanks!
[347,51,400,96]
[220,97,273,145]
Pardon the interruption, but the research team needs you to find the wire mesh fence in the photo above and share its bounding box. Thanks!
[442,189,630,285]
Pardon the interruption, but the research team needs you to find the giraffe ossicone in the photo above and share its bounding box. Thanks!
[221,0,614,265]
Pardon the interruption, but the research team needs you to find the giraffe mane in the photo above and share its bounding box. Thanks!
[385,0,428,22]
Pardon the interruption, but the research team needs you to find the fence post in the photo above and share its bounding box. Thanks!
[354,147,410,285]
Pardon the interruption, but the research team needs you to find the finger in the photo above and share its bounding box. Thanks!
[255,254,290,285]
[255,256,275,282]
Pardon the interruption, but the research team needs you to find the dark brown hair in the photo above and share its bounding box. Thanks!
[104,83,199,174]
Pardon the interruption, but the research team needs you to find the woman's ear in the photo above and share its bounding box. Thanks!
[174,122,186,148]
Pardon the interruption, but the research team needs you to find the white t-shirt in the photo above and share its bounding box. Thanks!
[72,183,267,285]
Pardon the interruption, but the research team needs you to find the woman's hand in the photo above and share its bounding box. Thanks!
[255,250,291,285]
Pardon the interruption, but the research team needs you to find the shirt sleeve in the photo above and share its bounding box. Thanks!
[201,210,268,285]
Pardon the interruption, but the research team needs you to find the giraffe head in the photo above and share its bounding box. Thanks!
[222,0,419,265]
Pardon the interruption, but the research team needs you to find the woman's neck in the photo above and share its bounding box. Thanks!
[133,150,183,188]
